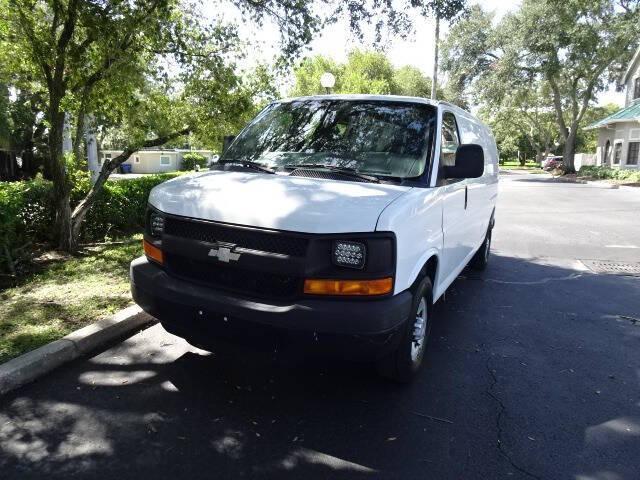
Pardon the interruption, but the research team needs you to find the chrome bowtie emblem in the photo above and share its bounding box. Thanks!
[208,243,240,262]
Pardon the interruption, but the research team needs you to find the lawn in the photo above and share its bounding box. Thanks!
[0,235,142,363]
[499,160,542,170]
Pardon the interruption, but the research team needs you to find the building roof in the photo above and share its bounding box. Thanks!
[585,100,640,130]
[623,46,640,84]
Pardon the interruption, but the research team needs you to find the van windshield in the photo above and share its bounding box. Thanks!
[222,100,436,179]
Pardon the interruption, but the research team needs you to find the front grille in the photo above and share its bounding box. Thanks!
[166,254,300,299]
[164,217,308,257]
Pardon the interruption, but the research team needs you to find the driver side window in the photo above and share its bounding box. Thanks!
[440,112,460,168]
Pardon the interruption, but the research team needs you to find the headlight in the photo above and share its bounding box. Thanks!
[332,240,366,269]
[150,212,165,237]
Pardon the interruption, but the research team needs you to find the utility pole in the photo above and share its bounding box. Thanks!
[431,15,440,100]
[85,114,99,184]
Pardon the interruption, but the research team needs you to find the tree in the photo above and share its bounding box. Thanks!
[440,0,640,172]
[512,0,639,171]
[1,0,473,252]
[0,0,318,251]
[439,5,497,109]
[427,0,467,100]
[291,50,444,98]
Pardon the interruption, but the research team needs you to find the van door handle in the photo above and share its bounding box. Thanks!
[464,185,468,210]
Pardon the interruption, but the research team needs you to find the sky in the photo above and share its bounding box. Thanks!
[206,0,624,106]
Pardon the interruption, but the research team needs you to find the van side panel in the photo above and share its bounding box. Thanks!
[376,188,443,298]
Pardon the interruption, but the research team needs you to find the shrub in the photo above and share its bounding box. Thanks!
[180,152,208,171]
[578,166,640,182]
[0,175,54,274]
[0,172,182,274]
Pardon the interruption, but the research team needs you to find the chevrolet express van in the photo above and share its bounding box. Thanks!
[131,95,498,382]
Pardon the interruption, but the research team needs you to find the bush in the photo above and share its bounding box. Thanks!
[578,166,640,182]
[0,175,54,274]
[180,152,208,171]
[0,172,182,274]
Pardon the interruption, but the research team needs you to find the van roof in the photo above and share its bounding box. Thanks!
[278,94,470,115]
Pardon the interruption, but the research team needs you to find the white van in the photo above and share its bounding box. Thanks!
[131,95,498,382]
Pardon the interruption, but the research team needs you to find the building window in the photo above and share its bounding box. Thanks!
[627,142,639,165]
[635,78,640,100]
[603,140,611,165]
[160,155,171,166]
[613,142,623,165]
[134,156,140,163]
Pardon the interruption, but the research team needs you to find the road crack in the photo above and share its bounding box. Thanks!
[485,355,541,480]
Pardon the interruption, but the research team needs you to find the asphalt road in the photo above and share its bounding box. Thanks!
[1,173,639,480]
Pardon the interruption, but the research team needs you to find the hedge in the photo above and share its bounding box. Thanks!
[578,166,640,182]
[180,152,208,171]
[1,172,183,274]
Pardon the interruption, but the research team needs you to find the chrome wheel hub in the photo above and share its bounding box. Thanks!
[410,298,428,363]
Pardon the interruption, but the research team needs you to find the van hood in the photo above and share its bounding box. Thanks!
[148,171,411,233]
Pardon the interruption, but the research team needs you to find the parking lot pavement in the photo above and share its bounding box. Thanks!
[1,172,639,480]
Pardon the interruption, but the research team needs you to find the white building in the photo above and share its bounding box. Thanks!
[586,46,640,170]
[100,148,217,174]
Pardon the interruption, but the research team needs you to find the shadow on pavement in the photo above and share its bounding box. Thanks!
[1,254,639,480]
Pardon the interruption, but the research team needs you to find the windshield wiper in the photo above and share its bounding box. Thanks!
[217,159,275,174]
[284,163,380,183]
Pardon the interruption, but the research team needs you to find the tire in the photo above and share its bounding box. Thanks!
[470,227,492,271]
[376,277,433,383]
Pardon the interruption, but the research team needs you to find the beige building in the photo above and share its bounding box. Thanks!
[586,46,640,170]
[100,148,217,174]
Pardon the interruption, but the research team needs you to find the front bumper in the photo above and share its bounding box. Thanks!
[130,257,412,359]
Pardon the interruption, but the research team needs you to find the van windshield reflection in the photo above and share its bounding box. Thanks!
[222,100,436,179]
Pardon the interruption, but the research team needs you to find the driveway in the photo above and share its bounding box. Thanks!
[1,172,639,479]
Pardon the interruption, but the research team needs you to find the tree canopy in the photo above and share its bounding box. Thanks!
[291,50,443,98]
[440,0,640,170]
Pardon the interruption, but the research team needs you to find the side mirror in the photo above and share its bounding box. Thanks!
[222,135,236,155]
[443,144,485,179]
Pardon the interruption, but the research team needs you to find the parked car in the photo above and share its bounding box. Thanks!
[130,95,499,382]
[542,155,563,171]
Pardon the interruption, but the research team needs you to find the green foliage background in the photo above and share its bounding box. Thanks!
[180,152,208,171]
[0,173,182,274]
[291,50,444,98]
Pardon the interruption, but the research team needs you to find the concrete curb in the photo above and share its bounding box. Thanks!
[0,305,155,396]
[584,181,619,189]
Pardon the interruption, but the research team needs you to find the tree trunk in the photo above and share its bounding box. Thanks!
[48,96,74,251]
[70,127,191,243]
[535,149,543,164]
[431,15,439,101]
[562,129,577,173]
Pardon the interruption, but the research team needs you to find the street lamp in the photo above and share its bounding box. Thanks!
[320,72,336,94]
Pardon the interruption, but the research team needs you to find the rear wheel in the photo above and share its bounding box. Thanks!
[377,277,433,383]
[470,227,492,271]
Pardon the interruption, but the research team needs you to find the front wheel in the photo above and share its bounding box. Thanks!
[376,277,433,383]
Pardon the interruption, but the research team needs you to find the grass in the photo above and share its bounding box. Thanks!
[499,160,542,170]
[0,235,142,363]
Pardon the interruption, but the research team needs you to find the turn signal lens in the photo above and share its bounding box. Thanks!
[143,239,164,265]
[303,277,393,296]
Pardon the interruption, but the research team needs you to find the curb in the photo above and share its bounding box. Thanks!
[0,305,155,396]
[584,181,619,189]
